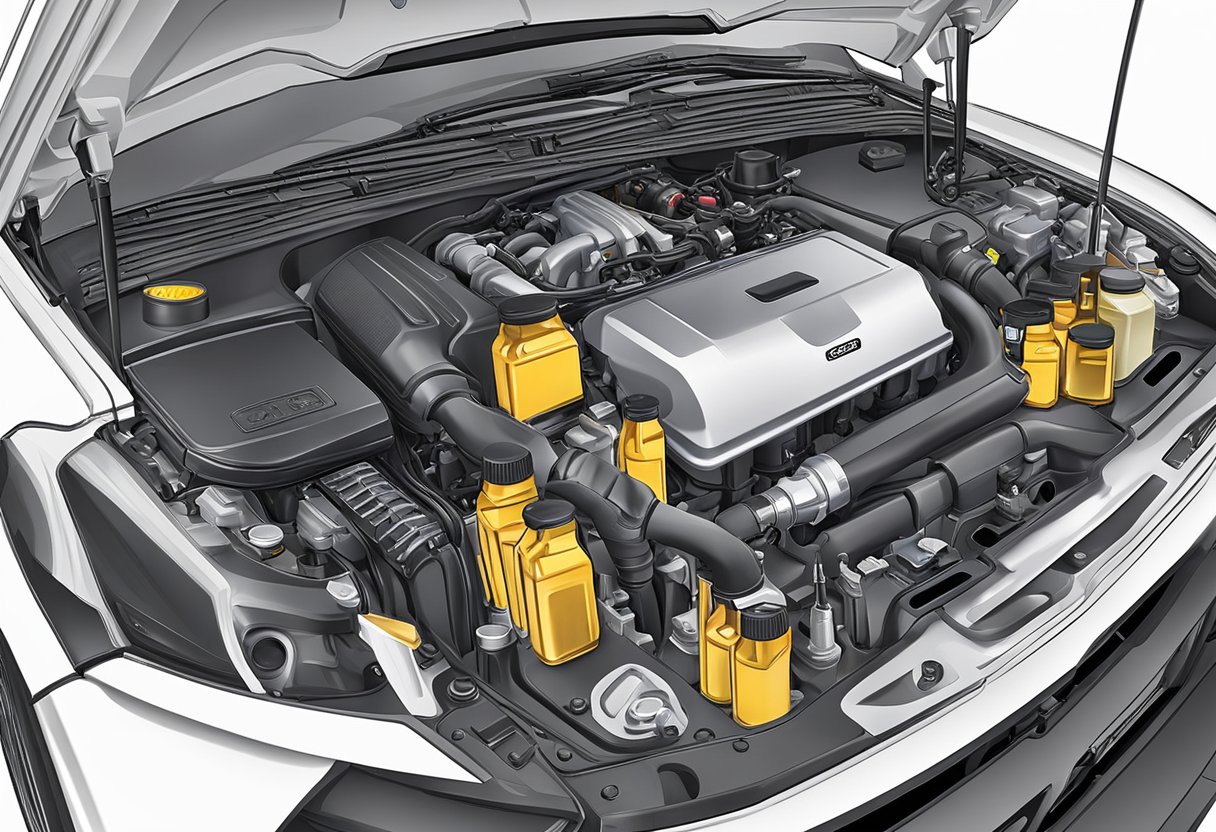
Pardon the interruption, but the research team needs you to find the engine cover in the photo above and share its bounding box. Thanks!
[583,232,953,470]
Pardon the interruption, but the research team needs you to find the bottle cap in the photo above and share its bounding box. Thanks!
[1002,298,1053,329]
[738,603,789,642]
[622,393,661,422]
[481,443,534,485]
[1053,253,1107,279]
[498,294,559,326]
[523,499,576,531]
[1098,268,1146,294]
[1069,322,1115,349]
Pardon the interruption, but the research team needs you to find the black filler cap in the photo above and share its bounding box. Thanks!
[622,393,661,422]
[739,603,789,642]
[1099,268,1146,295]
[1053,253,1107,280]
[1002,298,1053,329]
[498,293,559,326]
[523,499,576,532]
[481,442,534,485]
[1069,323,1115,349]
[1167,246,1201,277]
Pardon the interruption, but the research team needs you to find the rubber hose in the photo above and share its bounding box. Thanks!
[645,502,763,600]
[431,397,557,486]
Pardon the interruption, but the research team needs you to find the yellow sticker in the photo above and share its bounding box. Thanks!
[985,247,1001,266]
[144,283,205,301]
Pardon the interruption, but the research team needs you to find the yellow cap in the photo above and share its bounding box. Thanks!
[143,283,206,301]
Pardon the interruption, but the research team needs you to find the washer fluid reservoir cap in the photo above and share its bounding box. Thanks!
[1099,268,1146,294]
[142,281,209,327]
[247,523,285,550]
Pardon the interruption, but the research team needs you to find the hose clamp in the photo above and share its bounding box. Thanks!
[754,453,851,530]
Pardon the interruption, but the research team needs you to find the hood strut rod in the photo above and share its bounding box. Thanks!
[922,21,972,205]
[1089,0,1146,255]
[75,134,125,382]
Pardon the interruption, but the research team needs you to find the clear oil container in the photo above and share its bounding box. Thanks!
[731,603,792,727]
[475,443,538,628]
[492,294,583,421]
[1002,299,1060,409]
[516,500,599,665]
[1097,268,1156,382]
[1063,323,1116,405]
[617,393,668,502]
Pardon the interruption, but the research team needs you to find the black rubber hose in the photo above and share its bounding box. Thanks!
[920,221,1021,316]
[830,281,1027,497]
[646,502,763,600]
[431,396,557,486]
[762,195,830,229]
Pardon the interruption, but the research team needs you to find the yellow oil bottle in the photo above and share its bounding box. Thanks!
[1053,254,1107,322]
[731,603,792,727]
[516,500,599,665]
[617,393,668,502]
[492,294,583,421]
[698,576,738,705]
[1063,323,1116,405]
[1097,268,1156,382]
[1027,278,1077,352]
[1001,299,1060,409]
[475,443,538,628]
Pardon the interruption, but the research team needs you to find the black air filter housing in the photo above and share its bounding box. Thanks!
[126,323,392,487]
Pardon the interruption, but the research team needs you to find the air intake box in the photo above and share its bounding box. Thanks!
[126,323,392,487]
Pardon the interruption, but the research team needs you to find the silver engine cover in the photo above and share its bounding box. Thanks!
[583,232,953,470]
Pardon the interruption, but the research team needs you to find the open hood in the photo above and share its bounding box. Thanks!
[20,0,1017,220]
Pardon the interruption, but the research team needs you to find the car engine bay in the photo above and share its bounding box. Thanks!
[16,117,1216,824]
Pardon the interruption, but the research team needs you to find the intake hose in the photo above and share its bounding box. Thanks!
[815,405,1123,566]
[762,195,830,230]
[548,450,764,602]
[430,397,557,487]
[717,280,1028,540]
[919,221,1021,316]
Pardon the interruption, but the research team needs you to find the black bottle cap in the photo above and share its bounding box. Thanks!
[622,393,661,422]
[1098,268,1145,295]
[1167,246,1201,276]
[738,603,789,642]
[481,443,534,485]
[1069,322,1115,349]
[522,499,576,531]
[1002,298,1053,329]
[1053,253,1107,279]
[498,293,559,326]
[1026,278,1075,301]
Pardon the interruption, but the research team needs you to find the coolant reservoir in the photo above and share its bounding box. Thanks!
[1097,268,1156,381]
[731,603,792,727]
[492,294,583,421]
[617,393,667,502]
[475,443,538,628]
[516,500,599,665]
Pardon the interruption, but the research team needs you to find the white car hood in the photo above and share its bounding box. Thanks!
[18,0,1017,219]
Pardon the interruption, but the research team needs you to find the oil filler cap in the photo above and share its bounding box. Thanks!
[622,393,661,422]
[481,443,534,485]
[142,282,209,327]
[739,603,788,642]
[498,293,558,326]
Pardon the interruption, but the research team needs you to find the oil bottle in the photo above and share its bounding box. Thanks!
[731,603,792,727]
[475,443,538,628]
[1026,278,1077,352]
[1096,268,1156,381]
[617,393,668,502]
[1053,253,1106,322]
[492,294,583,421]
[516,500,599,665]
[1063,323,1116,405]
[698,575,738,705]
[1001,299,1060,409]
